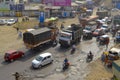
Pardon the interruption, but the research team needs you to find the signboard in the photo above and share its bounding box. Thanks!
[54,0,71,6]
[9,4,24,11]
[44,0,71,6]
[39,12,45,23]
[116,3,120,9]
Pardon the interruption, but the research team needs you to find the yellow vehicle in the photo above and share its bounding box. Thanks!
[40,17,58,27]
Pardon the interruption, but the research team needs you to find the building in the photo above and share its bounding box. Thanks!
[112,0,120,8]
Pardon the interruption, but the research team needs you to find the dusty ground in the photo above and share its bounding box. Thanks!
[86,59,113,80]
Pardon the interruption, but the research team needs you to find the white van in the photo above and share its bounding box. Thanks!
[32,52,53,68]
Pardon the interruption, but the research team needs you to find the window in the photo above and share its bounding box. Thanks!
[47,56,51,58]
[42,57,47,61]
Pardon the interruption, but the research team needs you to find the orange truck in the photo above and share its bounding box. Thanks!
[80,15,99,27]
[23,26,58,49]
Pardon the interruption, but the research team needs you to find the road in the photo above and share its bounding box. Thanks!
[0,34,114,80]
[0,7,116,80]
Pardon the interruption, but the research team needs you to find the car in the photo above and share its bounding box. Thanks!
[0,19,7,25]
[111,8,119,12]
[4,50,24,62]
[7,19,16,25]
[100,24,110,32]
[32,52,53,69]
[92,28,105,37]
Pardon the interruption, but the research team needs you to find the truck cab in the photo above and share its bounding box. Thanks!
[59,24,82,47]
[59,31,72,46]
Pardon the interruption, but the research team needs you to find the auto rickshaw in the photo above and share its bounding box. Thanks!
[83,31,93,40]
[99,35,109,45]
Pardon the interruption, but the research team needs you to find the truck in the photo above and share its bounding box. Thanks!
[59,24,83,47]
[96,10,109,19]
[23,26,58,49]
[79,15,99,27]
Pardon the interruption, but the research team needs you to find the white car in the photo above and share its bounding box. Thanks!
[0,19,7,25]
[7,19,16,25]
[101,24,110,32]
[32,52,53,69]
[111,8,119,12]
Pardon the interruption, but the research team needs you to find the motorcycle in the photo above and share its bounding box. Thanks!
[86,54,93,63]
[71,48,76,54]
[62,62,70,71]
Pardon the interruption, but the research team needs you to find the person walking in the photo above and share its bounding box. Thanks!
[60,23,64,30]
[16,27,19,33]
[18,31,22,38]
[105,37,110,49]
[13,72,20,80]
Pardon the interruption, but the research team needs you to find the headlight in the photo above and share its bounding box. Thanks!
[68,40,70,44]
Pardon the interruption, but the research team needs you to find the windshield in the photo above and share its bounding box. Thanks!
[85,27,91,30]
[60,33,72,39]
[102,26,107,28]
[8,19,14,22]
[5,53,9,57]
[35,56,43,61]
[94,29,99,32]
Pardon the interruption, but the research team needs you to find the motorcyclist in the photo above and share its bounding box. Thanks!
[71,44,76,54]
[63,58,69,71]
[87,51,93,60]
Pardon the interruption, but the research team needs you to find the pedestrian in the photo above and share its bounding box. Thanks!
[16,27,19,33]
[13,72,20,80]
[22,18,25,22]
[18,31,22,38]
[105,37,110,49]
[60,23,64,30]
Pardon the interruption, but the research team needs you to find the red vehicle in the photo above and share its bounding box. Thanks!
[92,28,105,37]
[4,50,24,62]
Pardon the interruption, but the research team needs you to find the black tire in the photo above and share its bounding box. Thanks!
[10,59,14,62]
[50,60,53,64]
[38,65,42,68]
[22,54,25,57]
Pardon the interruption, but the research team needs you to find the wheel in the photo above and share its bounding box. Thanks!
[50,60,53,64]
[10,59,14,62]
[22,54,25,57]
[38,65,42,68]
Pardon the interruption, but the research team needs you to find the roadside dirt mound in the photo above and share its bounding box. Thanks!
[85,59,113,80]
[14,20,39,30]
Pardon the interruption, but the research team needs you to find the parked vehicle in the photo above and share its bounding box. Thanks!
[32,52,53,69]
[4,50,24,62]
[59,24,83,47]
[92,28,105,37]
[7,19,16,25]
[0,19,7,25]
[23,26,57,49]
[114,30,120,43]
